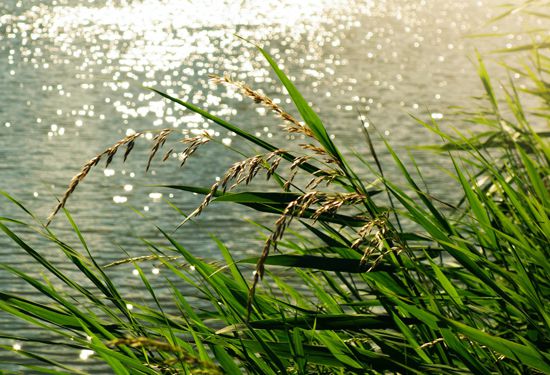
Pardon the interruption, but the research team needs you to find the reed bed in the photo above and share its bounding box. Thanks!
[1,2,549,374]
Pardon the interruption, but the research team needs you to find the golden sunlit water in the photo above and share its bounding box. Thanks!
[1,0,544,369]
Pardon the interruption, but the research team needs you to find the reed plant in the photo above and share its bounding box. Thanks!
[0,2,548,373]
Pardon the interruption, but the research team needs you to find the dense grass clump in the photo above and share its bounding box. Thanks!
[0,3,549,374]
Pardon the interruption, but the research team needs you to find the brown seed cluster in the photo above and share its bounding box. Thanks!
[179,149,287,227]
[46,131,144,225]
[247,191,370,318]
[46,127,212,226]
[210,73,314,139]
[179,132,211,167]
[350,212,399,271]
[211,73,345,173]
[311,193,365,220]
[146,128,174,172]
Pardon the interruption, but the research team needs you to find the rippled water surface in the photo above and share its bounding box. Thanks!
[0,0,541,369]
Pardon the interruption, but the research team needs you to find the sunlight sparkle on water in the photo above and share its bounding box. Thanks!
[149,192,162,200]
[3,0,386,140]
[113,195,127,203]
[79,349,94,360]
[104,168,115,177]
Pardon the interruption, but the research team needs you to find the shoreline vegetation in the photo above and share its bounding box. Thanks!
[1,2,549,374]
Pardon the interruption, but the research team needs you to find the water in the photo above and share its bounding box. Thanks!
[0,0,538,370]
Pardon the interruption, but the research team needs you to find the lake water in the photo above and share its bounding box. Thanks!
[0,0,537,371]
